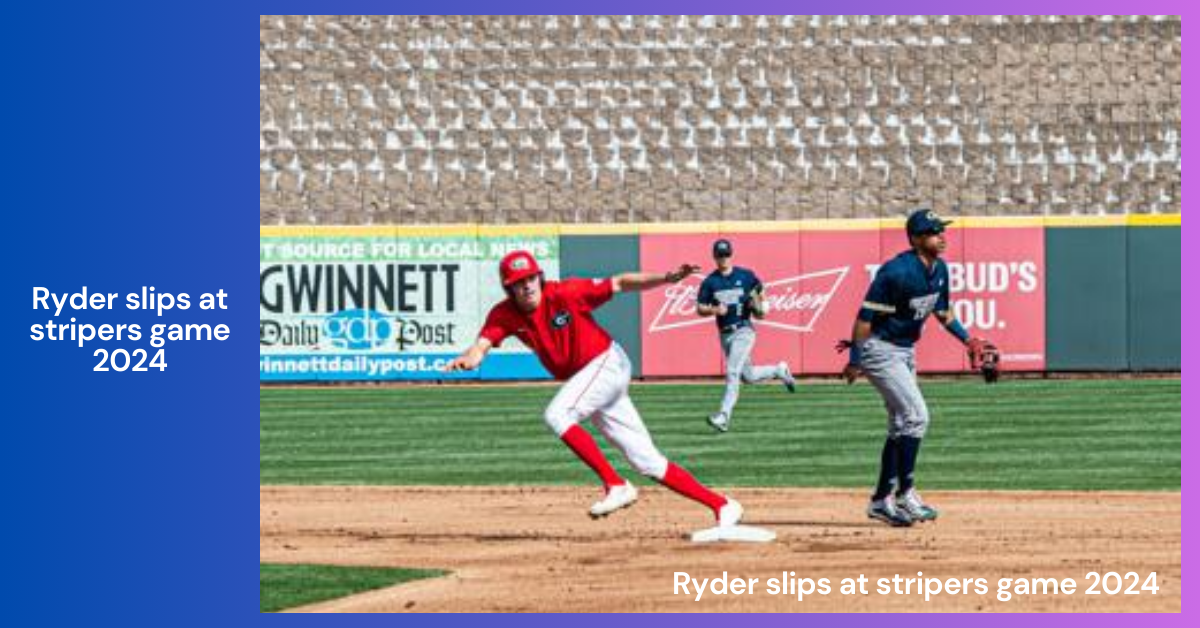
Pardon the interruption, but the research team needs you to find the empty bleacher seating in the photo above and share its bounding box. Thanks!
[260,15,1182,225]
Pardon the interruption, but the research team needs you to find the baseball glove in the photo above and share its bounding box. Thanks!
[967,338,1001,384]
[747,285,766,318]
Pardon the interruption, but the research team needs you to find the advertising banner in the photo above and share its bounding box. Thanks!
[641,223,1046,376]
[259,228,555,381]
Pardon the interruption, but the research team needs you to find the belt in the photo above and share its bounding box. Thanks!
[720,321,751,334]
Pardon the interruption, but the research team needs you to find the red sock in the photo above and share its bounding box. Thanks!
[560,425,624,490]
[658,462,728,515]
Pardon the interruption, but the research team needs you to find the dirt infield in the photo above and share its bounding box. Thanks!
[260,486,1180,612]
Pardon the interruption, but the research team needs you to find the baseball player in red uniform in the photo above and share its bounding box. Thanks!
[447,250,745,528]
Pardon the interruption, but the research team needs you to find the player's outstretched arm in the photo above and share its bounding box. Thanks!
[612,263,700,293]
[445,337,493,372]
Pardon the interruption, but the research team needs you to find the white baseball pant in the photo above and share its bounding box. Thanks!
[542,343,669,480]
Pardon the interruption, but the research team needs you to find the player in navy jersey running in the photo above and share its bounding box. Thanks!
[697,239,796,433]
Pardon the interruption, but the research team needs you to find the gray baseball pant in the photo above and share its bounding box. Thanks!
[718,326,781,417]
[860,337,930,439]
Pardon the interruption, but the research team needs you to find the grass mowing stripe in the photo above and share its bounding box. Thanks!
[260,564,445,613]
[263,430,1181,458]
[261,379,1179,491]
[260,381,1179,404]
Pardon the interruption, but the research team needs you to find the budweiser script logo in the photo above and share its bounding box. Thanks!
[648,267,850,333]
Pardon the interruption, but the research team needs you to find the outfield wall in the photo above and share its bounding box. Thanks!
[260,216,1180,381]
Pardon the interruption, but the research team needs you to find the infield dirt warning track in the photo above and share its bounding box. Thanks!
[260,486,1180,612]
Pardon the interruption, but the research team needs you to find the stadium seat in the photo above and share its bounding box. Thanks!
[261,15,1181,223]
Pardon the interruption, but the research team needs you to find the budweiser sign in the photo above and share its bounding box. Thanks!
[648,267,850,333]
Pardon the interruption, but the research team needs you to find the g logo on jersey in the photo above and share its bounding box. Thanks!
[551,310,572,329]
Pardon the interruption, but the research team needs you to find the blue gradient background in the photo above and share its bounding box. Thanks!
[0,3,1185,623]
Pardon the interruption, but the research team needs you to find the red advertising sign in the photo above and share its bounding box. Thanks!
[799,227,882,374]
[641,233,727,376]
[954,226,1046,371]
[641,225,1046,376]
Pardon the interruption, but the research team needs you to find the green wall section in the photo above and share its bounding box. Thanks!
[1128,226,1181,370]
[1046,226,1179,371]
[1046,228,1130,370]
[560,235,643,376]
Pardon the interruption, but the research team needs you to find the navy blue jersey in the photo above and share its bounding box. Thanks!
[698,267,762,331]
[858,251,951,347]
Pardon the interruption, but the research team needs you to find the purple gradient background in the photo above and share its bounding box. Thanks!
[263,4,1187,618]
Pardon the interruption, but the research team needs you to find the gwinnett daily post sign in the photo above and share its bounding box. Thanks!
[259,228,555,381]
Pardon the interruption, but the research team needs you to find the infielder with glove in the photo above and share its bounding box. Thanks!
[841,209,1001,527]
[446,251,745,529]
[697,239,796,433]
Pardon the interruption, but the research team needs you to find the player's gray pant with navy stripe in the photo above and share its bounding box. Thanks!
[860,337,930,439]
[718,327,781,417]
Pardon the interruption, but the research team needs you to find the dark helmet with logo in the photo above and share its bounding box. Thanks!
[905,208,953,239]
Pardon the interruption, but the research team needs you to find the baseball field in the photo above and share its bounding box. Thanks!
[259,377,1180,612]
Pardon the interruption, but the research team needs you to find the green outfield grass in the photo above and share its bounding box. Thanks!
[260,564,444,612]
[260,379,1180,491]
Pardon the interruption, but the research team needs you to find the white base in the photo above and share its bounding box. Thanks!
[691,524,776,544]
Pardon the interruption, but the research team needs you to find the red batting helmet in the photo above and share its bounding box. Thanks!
[499,250,542,287]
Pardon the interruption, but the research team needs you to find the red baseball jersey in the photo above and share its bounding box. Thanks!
[479,278,615,380]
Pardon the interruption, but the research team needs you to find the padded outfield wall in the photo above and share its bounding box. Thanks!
[259,216,1179,381]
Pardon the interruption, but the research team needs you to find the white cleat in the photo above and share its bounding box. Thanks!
[707,412,731,433]
[896,489,939,522]
[589,482,638,519]
[718,497,744,528]
[692,498,775,543]
[779,362,796,393]
[867,495,914,527]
